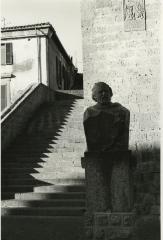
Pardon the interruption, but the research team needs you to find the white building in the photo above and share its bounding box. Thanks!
[1,22,77,110]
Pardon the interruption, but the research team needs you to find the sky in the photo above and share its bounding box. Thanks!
[1,0,83,72]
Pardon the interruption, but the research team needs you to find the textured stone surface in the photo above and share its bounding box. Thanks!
[83,101,130,151]
[85,212,136,240]
[81,0,160,152]
[132,215,160,240]
[81,0,160,223]
[2,97,86,239]
[84,151,133,214]
[123,0,146,32]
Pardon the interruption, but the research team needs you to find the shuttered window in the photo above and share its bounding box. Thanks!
[1,44,6,65]
[1,85,7,110]
[1,43,13,65]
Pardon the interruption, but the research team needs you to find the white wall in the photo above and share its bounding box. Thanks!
[1,37,39,102]
[40,37,48,86]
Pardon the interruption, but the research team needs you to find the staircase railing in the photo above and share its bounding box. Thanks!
[55,90,84,99]
[1,83,55,151]
[1,83,36,119]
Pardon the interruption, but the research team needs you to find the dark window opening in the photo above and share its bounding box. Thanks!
[1,43,13,65]
[1,85,7,110]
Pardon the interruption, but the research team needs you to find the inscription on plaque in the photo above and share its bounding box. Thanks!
[123,0,146,31]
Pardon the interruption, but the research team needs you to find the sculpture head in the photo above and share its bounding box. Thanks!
[92,82,113,105]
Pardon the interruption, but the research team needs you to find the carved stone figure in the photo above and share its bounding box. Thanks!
[123,0,146,31]
[83,82,130,152]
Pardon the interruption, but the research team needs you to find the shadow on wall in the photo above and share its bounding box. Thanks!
[132,215,160,240]
[12,59,33,72]
[131,147,160,240]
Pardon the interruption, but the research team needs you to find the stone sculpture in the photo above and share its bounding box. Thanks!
[82,83,133,240]
[83,82,130,152]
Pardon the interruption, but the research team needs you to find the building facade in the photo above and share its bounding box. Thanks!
[1,23,77,110]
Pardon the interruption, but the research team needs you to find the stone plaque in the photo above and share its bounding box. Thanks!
[123,0,146,31]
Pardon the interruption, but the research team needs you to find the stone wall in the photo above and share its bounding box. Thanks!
[1,83,55,151]
[81,0,160,150]
[81,0,160,213]
[81,1,160,236]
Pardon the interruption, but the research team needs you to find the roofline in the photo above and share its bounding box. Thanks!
[1,22,52,32]
[1,22,74,67]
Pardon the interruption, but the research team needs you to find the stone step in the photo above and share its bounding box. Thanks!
[38,160,82,167]
[2,161,82,172]
[1,192,15,200]
[55,137,85,143]
[2,165,83,174]
[3,143,85,154]
[2,172,84,183]
[33,184,85,193]
[28,123,83,131]
[2,181,85,196]
[26,130,65,135]
[2,162,45,168]
[2,177,52,185]
[2,155,83,163]
[62,121,83,126]
[11,136,59,143]
[53,139,85,144]
[2,160,82,168]
[58,129,84,134]
[3,179,85,191]
[1,199,86,208]
[2,185,34,193]
[2,152,52,158]
[29,171,85,180]
[56,102,84,106]
[52,134,84,139]
[8,138,85,149]
[2,157,45,164]
[2,207,86,216]
[2,168,41,174]
[32,166,83,173]
[49,142,85,148]
[15,192,86,200]
[4,145,85,155]
[27,125,84,132]
[2,215,85,240]
[47,147,85,153]
[44,152,83,159]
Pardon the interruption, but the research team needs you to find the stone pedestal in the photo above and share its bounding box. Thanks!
[94,212,136,240]
[82,150,134,240]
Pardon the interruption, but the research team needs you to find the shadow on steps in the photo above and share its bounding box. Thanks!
[2,215,85,240]
[1,98,85,200]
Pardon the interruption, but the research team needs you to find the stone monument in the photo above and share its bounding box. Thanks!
[83,82,130,152]
[82,82,135,240]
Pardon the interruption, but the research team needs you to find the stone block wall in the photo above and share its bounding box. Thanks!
[81,0,160,150]
[81,0,160,214]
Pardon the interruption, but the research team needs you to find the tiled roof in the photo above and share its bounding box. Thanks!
[1,22,73,65]
[1,22,53,32]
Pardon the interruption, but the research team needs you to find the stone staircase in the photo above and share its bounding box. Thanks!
[1,98,86,240]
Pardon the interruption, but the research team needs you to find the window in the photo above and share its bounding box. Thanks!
[1,85,7,110]
[1,43,13,65]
